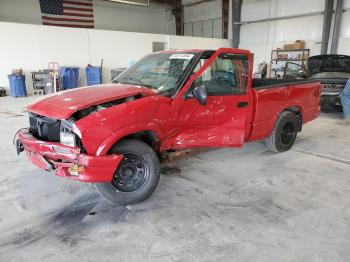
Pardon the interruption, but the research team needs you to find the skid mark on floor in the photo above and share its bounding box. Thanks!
[294,148,350,166]
[0,193,130,253]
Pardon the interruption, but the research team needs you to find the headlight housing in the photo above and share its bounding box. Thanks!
[60,131,76,147]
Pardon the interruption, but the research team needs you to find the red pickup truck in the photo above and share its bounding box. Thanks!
[16,48,321,205]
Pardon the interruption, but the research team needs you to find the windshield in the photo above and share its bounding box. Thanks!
[113,52,196,96]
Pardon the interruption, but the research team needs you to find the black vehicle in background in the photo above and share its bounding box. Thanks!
[284,54,350,112]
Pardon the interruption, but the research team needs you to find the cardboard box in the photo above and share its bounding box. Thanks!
[283,40,306,51]
[283,44,294,50]
[294,40,305,50]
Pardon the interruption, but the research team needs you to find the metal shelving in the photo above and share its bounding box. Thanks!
[31,70,49,95]
[270,49,310,78]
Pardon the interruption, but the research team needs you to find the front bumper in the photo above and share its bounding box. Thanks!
[16,129,123,182]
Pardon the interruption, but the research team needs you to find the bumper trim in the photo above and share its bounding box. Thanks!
[16,139,24,155]
[17,129,123,182]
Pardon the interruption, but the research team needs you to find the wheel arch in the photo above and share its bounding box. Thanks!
[114,130,160,153]
[247,104,303,142]
[282,105,303,131]
[96,125,162,156]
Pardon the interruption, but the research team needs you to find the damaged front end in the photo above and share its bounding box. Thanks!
[14,95,145,182]
[15,128,123,182]
[14,85,154,182]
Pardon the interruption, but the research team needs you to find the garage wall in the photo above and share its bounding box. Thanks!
[337,0,350,54]
[239,0,325,72]
[0,22,232,93]
[0,0,176,35]
[183,0,223,38]
[168,35,231,49]
[239,0,350,72]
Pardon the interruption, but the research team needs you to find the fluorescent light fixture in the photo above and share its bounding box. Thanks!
[105,0,149,7]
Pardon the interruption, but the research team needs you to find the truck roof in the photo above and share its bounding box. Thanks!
[157,48,252,56]
[157,49,214,54]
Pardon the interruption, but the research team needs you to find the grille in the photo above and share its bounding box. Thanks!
[29,113,61,142]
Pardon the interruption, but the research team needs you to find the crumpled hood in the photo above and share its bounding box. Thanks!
[27,83,156,119]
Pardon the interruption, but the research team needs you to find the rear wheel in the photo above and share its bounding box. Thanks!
[266,111,298,153]
[94,139,160,205]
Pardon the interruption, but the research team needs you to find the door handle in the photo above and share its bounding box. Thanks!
[237,101,248,108]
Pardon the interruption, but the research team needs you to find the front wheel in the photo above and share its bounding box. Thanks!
[265,111,298,153]
[95,139,160,205]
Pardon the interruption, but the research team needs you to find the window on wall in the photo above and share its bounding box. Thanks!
[184,18,223,39]
[194,54,249,95]
[152,42,166,52]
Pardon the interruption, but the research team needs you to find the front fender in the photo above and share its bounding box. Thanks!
[74,95,172,156]
[95,122,164,156]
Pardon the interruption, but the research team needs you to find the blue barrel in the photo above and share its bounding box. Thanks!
[86,66,102,86]
[8,74,27,97]
[60,67,79,90]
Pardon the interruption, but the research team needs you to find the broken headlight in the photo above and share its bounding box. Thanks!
[60,131,76,147]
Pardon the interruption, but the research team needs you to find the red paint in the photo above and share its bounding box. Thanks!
[18,129,122,182]
[42,22,94,28]
[63,1,93,7]
[42,16,94,23]
[27,84,156,119]
[18,48,320,183]
[247,82,321,141]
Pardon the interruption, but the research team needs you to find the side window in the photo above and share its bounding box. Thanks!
[194,54,248,95]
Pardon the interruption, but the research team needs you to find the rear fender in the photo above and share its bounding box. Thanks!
[270,104,303,133]
[273,103,302,124]
[248,104,303,142]
[285,106,303,131]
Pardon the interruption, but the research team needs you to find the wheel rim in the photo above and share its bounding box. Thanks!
[281,122,295,145]
[111,153,148,192]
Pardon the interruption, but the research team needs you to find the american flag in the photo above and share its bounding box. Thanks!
[39,0,94,28]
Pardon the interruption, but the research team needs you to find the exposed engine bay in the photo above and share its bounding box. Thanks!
[72,94,143,120]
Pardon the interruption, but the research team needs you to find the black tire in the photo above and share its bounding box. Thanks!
[94,139,160,205]
[265,111,298,153]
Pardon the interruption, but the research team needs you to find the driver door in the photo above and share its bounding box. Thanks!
[169,49,252,149]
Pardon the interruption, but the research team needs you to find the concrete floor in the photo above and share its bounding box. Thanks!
[0,96,350,262]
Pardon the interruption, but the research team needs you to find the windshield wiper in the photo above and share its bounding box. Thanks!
[115,76,157,90]
[115,76,143,85]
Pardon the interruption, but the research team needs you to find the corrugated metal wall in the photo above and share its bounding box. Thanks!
[239,0,350,71]
[183,0,223,38]
[338,0,350,54]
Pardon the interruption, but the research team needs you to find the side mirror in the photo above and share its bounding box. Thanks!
[192,85,207,106]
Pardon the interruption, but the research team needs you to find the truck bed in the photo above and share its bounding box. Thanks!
[247,80,321,142]
[252,79,319,89]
